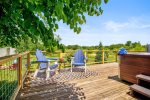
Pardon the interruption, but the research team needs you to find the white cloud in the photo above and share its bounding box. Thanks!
[141,24,150,28]
[104,21,128,32]
[104,17,150,32]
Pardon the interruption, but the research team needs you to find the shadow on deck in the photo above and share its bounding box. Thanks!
[16,63,139,100]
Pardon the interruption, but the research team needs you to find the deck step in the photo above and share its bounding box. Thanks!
[130,84,150,98]
[136,74,150,82]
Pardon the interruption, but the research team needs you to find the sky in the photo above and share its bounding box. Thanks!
[55,0,150,46]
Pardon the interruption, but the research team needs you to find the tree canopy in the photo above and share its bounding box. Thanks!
[0,0,108,51]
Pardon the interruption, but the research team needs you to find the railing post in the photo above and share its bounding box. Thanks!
[27,52,30,71]
[115,51,118,62]
[59,52,62,69]
[18,55,22,88]
[84,51,87,58]
[102,50,105,64]
[60,52,63,58]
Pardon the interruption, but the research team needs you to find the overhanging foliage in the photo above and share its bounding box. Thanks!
[0,0,108,50]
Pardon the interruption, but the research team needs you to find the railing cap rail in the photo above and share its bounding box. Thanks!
[0,51,30,65]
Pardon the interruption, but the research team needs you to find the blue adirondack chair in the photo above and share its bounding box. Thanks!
[34,49,58,80]
[71,49,87,73]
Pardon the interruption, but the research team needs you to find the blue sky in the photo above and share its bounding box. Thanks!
[55,0,150,46]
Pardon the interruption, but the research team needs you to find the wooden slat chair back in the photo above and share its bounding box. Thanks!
[71,49,87,73]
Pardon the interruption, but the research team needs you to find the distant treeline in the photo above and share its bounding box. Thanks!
[64,41,146,51]
[10,40,146,53]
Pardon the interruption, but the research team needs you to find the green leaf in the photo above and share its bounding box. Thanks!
[98,0,102,5]
[54,28,56,32]
[77,27,81,34]
[79,20,83,24]
[65,0,70,6]
[53,18,56,23]
[70,23,74,29]
[50,24,54,28]
[25,2,29,8]
[47,0,52,7]
[74,27,77,32]
[104,0,109,4]
[55,24,58,29]
[99,7,103,15]
[55,1,63,17]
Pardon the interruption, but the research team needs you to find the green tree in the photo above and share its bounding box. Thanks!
[131,41,144,50]
[109,44,124,50]
[125,41,132,49]
[125,41,132,47]
[95,42,108,63]
[15,37,46,52]
[0,0,108,50]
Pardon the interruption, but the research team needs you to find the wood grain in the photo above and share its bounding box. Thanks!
[17,63,137,100]
[119,53,150,84]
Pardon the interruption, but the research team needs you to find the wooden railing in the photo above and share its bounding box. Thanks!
[0,51,30,100]
[39,50,146,66]
[58,50,116,65]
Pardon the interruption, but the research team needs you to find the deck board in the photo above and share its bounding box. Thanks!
[17,63,138,100]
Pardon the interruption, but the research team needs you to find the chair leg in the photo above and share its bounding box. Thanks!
[85,64,86,74]
[46,69,50,80]
[55,68,58,74]
[71,64,73,72]
[33,69,39,78]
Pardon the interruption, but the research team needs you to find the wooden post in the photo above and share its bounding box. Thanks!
[18,56,22,87]
[115,51,118,62]
[59,53,62,69]
[27,52,30,71]
[102,50,105,64]
[60,52,62,58]
[84,51,87,58]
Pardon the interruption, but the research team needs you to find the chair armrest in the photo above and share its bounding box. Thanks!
[47,58,59,61]
[36,60,49,63]
[47,58,59,65]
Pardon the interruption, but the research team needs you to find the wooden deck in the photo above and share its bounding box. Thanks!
[17,63,138,100]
